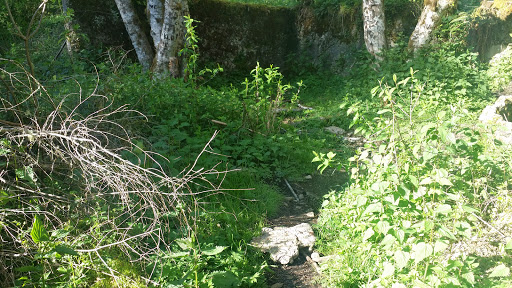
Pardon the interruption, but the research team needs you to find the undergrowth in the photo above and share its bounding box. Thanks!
[2,1,512,287]
[310,12,512,288]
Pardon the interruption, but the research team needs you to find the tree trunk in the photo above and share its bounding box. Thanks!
[147,0,164,48]
[152,0,189,79]
[113,0,154,70]
[408,0,456,52]
[62,0,79,58]
[363,0,386,59]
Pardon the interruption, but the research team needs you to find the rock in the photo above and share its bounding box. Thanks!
[271,284,284,288]
[298,193,305,200]
[344,136,361,142]
[311,252,320,262]
[304,211,315,218]
[479,95,512,144]
[324,126,345,135]
[251,223,316,265]
[304,175,313,180]
[310,252,336,263]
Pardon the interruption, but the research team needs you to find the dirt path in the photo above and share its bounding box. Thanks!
[265,172,348,288]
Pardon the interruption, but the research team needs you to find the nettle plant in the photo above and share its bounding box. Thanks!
[241,62,301,134]
[315,70,510,287]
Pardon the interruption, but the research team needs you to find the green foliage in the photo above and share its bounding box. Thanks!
[180,16,223,86]
[314,69,511,286]
[241,62,301,134]
[223,0,300,8]
[488,47,512,92]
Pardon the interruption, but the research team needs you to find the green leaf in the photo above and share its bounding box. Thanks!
[16,265,43,272]
[437,178,453,186]
[363,203,383,215]
[175,238,194,250]
[394,250,410,270]
[419,177,433,185]
[373,154,382,165]
[462,272,475,285]
[211,271,240,287]
[31,215,49,243]
[202,246,227,256]
[382,261,395,278]
[413,279,431,288]
[438,225,457,240]
[355,196,367,207]
[363,227,375,242]
[169,251,189,258]
[396,229,405,244]
[506,238,512,250]
[434,240,449,254]
[489,264,510,277]
[409,175,419,188]
[380,234,396,249]
[414,242,433,264]
[446,132,456,144]
[435,204,452,215]
[462,205,479,213]
[54,245,78,256]
[375,221,391,234]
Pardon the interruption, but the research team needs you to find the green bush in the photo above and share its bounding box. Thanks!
[313,70,511,286]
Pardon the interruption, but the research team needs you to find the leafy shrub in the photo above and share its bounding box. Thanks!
[314,71,511,287]
[488,46,512,92]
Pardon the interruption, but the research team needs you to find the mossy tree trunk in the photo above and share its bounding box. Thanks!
[114,0,154,70]
[408,0,456,52]
[62,0,79,59]
[114,0,189,78]
[363,0,386,59]
[151,0,189,79]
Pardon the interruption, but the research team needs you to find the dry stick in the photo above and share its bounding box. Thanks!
[471,212,507,239]
[75,229,157,253]
[306,255,322,275]
[284,178,299,202]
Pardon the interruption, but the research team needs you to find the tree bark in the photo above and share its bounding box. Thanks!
[62,0,79,58]
[408,0,456,52]
[152,0,189,79]
[363,0,386,59]
[113,0,154,70]
[147,0,164,48]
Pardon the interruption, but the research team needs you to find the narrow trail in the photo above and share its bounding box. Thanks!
[265,172,348,288]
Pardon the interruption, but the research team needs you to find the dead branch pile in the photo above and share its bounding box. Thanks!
[0,58,226,285]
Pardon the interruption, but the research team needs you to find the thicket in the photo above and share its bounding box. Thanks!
[2,1,512,287]
[0,2,306,287]
[310,9,512,288]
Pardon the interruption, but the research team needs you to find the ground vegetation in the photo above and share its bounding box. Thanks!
[1,1,512,287]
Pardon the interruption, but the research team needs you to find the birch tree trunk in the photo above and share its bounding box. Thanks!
[113,0,154,70]
[62,0,79,58]
[152,0,189,79]
[363,0,386,59]
[147,0,164,48]
[408,0,456,52]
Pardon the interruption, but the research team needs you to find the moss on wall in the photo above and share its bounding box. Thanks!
[189,0,299,71]
[69,0,132,50]
[68,0,416,72]
[468,4,512,61]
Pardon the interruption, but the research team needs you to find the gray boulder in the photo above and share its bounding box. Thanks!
[251,223,316,265]
[479,95,512,144]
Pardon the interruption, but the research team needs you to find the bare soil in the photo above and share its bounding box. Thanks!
[265,172,348,288]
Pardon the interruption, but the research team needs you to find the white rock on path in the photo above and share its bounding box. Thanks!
[324,126,345,135]
[251,223,316,265]
[479,95,512,144]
